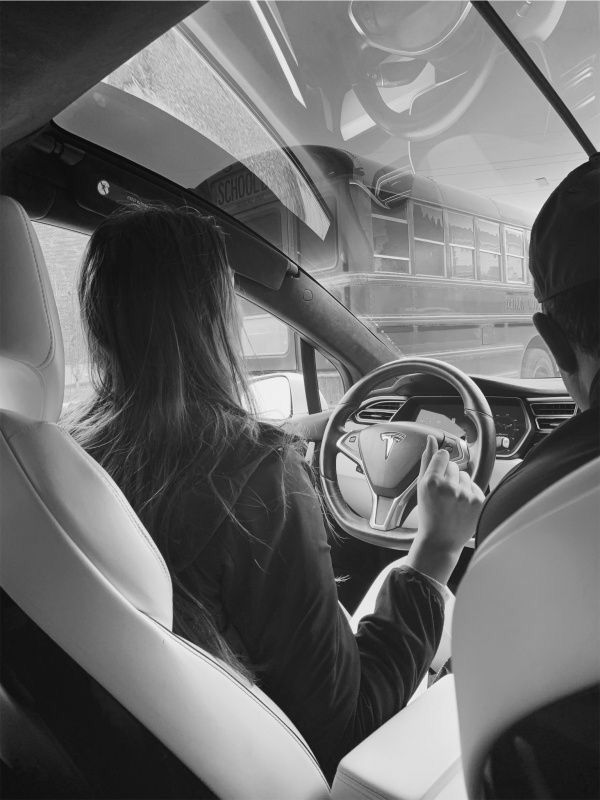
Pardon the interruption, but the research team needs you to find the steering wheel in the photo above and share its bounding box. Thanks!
[319,358,496,549]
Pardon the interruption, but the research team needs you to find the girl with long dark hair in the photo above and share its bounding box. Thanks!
[71,203,484,779]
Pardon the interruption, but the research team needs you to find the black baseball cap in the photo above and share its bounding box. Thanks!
[529,153,600,303]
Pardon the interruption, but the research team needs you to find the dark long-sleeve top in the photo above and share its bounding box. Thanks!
[169,445,444,780]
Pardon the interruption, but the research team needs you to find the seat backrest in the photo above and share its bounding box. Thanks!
[0,197,330,800]
[453,455,600,799]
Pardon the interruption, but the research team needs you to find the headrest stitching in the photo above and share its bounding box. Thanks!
[12,199,55,370]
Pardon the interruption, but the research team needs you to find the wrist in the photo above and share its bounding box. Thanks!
[405,537,462,586]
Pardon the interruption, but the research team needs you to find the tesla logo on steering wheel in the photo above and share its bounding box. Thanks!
[381,432,406,459]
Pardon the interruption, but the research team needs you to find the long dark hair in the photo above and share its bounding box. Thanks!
[70,203,284,679]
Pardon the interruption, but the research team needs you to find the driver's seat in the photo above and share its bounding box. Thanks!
[0,196,330,799]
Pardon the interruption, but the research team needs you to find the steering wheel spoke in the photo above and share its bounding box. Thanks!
[336,430,364,468]
[369,479,417,531]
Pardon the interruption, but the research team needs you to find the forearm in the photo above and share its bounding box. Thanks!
[404,538,463,586]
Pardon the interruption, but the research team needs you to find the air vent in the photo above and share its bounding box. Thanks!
[355,397,405,424]
[528,398,576,433]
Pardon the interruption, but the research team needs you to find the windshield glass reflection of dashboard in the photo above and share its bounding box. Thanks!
[402,397,530,456]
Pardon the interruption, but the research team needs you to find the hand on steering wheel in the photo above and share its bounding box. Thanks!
[319,358,496,549]
[404,435,485,584]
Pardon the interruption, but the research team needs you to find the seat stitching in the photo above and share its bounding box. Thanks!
[158,624,330,790]
[11,199,55,369]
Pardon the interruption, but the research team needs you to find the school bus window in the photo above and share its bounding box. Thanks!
[448,211,475,279]
[450,247,475,279]
[413,203,445,277]
[477,218,501,251]
[373,215,409,259]
[479,251,501,281]
[505,227,526,283]
[414,240,445,276]
[506,255,525,282]
[447,211,474,247]
[476,219,502,281]
[413,203,444,242]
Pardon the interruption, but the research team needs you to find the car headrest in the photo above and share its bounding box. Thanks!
[453,455,600,798]
[0,196,65,421]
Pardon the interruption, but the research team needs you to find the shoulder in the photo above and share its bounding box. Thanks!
[238,437,314,513]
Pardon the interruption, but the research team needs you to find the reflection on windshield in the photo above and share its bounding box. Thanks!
[55,1,597,380]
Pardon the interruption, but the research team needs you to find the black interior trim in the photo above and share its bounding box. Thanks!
[300,339,322,414]
[472,1,597,158]
[0,2,204,149]
[481,683,599,799]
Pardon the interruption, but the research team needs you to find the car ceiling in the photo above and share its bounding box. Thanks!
[0,1,203,149]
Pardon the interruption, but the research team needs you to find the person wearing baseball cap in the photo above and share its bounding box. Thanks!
[476,153,600,544]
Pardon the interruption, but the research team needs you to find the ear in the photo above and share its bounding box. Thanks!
[532,312,578,373]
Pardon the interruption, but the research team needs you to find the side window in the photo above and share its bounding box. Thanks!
[32,222,91,409]
[238,297,344,419]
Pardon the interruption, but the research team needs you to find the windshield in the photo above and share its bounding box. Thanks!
[56,1,599,379]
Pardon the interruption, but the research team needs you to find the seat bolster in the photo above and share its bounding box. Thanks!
[1,410,173,627]
[0,196,64,420]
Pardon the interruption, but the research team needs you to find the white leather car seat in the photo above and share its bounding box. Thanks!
[0,196,330,799]
[330,457,599,800]
[453,455,600,799]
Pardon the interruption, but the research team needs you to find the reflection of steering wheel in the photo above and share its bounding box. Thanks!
[319,358,496,549]
[353,42,499,141]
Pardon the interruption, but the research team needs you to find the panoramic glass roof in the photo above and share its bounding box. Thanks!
[56,1,599,253]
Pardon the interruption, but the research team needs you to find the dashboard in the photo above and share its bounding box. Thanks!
[346,375,576,461]
[395,396,531,457]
